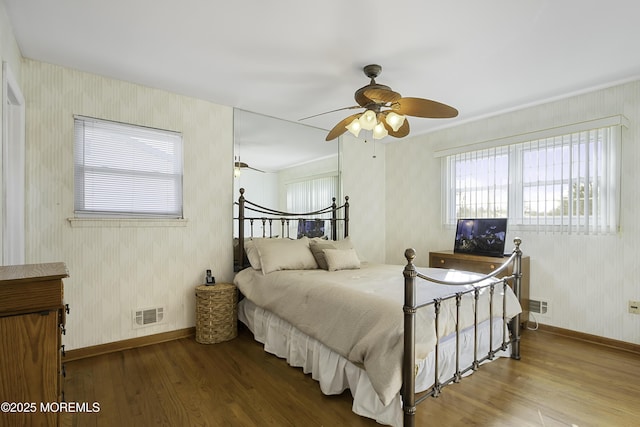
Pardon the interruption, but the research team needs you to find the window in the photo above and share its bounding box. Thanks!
[443,119,623,234]
[444,146,510,219]
[286,175,339,236]
[74,116,183,218]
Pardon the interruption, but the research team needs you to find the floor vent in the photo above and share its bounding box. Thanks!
[529,300,548,315]
[133,307,164,328]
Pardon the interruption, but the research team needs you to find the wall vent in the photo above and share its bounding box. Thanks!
[133,307,164,328]
[529,300,548,315]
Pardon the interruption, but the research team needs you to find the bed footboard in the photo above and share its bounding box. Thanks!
[402,238,523,427]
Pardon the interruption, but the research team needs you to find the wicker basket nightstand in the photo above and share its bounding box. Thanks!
[195,283,238,344]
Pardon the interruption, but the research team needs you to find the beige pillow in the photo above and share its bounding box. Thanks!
[255,237,318,274]
[244,239,262,270]
[309,237,354,270]
[323,248,361,271]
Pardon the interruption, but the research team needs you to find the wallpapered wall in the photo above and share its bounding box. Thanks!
[22,59,234,350]
[383,81,640,345]
[340,135,386,264]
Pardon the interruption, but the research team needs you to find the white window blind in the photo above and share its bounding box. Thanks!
[444,146,510,220]
[74,116,183,218]
[286,175,339,236]
[444,121,622,234]
[517,127,620,233]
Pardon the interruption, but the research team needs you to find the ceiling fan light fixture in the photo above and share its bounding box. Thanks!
[346,118,362,137]
[373,122,388,139]
[234,162,242,178]
[385,111,406,132]
[358,109,378,131]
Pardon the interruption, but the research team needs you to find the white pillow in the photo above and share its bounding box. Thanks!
[309,237,354,270]
[255,237,318,274]
[323,248,361,271]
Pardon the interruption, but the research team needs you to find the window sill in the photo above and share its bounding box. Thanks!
[67,218,189,228]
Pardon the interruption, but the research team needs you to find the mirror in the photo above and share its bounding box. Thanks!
[233,109,340,211]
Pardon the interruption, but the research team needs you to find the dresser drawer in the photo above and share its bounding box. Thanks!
[431,255,505,275]
[0,263,67,316]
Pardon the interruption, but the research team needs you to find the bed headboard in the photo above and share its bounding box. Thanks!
[234,188,350,271]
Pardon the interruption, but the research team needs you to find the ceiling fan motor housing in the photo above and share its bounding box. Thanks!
[363,64,382,79]
[355,83,393,108]
[355,64,388,107]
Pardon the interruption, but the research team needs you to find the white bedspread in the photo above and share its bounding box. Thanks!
[233,263,521,406]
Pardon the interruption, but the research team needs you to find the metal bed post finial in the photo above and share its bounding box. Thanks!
[402,248,417,427]
[511,237,522,360]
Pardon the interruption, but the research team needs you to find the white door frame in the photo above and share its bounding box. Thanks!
[2,61,26,265]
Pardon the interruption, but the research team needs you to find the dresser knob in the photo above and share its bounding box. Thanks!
[490,264,495,269]
[440,259,445,264]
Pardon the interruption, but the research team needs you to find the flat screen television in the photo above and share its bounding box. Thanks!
[297,219,325,239]
[454,218,508,258]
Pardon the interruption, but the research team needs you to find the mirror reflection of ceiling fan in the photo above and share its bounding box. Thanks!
[234,156,265,177]
[302,64,459,141]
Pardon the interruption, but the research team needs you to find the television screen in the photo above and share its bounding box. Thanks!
[454,218,508,258]
[297,219,325,239]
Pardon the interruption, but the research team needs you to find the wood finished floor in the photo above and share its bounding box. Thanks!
[60,325,640,427]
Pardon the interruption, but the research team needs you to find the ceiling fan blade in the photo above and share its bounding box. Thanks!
[235,161,265,173]
[326,113,361,141]
[299,105,361,121]
[363,87,402,104]
[382,116,410,138]
[394,97,458,118]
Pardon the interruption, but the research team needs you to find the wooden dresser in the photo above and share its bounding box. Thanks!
[428,251,529,323]
[0,262,68,427]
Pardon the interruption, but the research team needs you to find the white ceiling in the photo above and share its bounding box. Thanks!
[5,0,640,169]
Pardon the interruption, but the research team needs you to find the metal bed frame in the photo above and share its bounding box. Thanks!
[234,189,523,426]
[401,240,523,426]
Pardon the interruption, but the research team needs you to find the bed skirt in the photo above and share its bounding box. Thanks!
[238,298,510,427]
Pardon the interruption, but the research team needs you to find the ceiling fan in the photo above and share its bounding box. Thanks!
[304,64,458,141]
[234,156,264,177]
